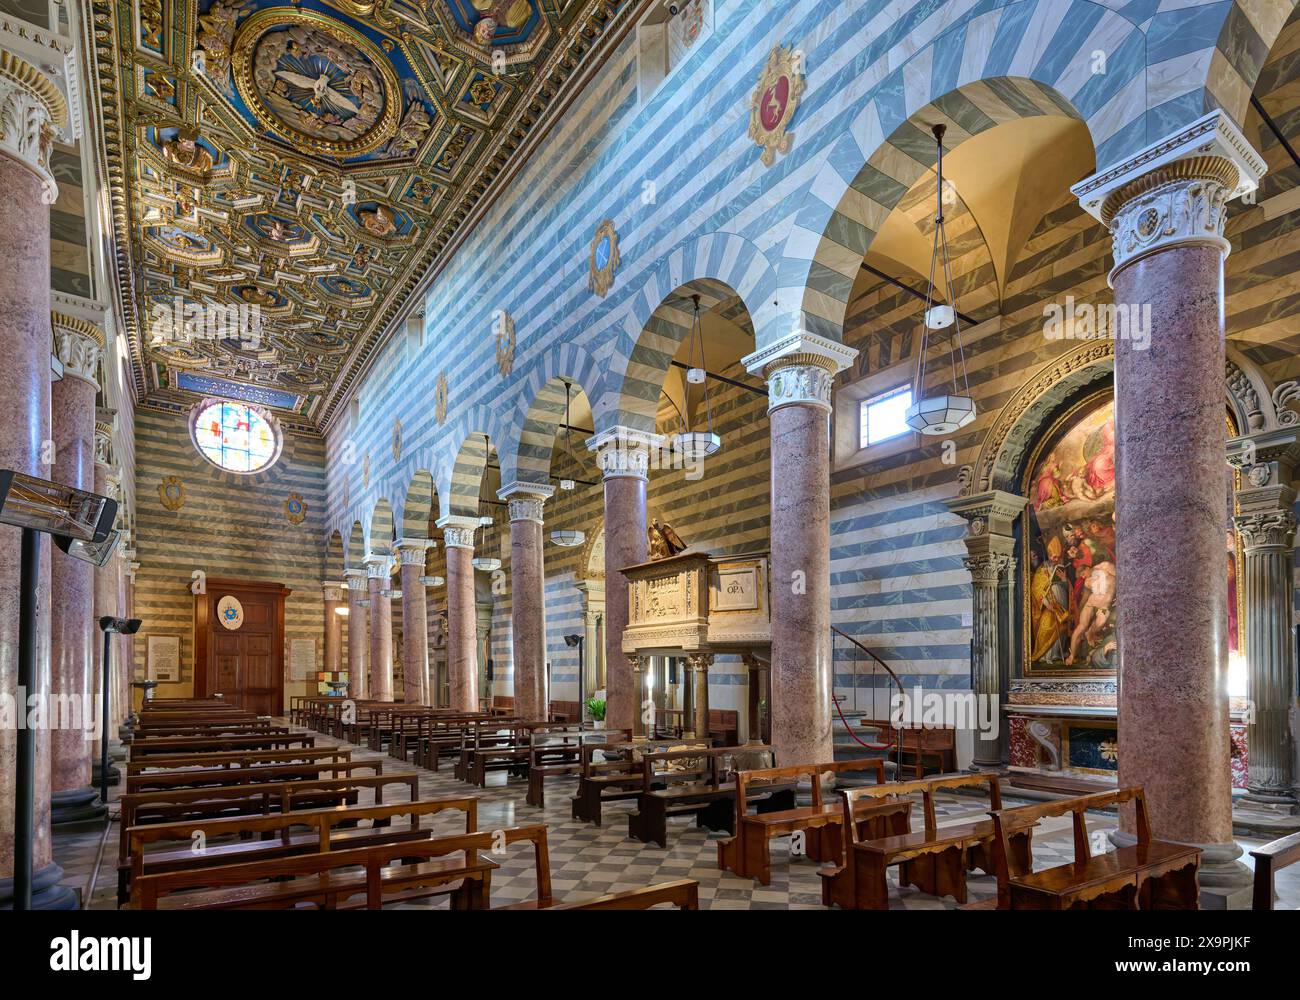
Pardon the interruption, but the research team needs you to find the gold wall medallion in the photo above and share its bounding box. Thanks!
[494,308,515,377]
[435,371,449,424]
[748,45,805,167]
[587,218,620,297]
[284,492,308,524]
[158,475,186,511]
[392,416,403,461]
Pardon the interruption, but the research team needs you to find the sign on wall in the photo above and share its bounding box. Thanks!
[147,634,181,682]
[289,638,316,681]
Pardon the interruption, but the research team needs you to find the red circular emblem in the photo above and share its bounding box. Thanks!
[760,75,789,131]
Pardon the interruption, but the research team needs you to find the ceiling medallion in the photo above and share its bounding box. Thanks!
[231,8,403,158]
[587,219,620,297]
[435,371,449,424]
[494,308,515,377]
[284,491,308,524]
[748,44,805,167]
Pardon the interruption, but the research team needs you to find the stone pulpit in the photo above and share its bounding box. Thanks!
[622,550,771,741]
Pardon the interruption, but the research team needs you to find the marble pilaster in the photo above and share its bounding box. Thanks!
[587,428,655,736]
[1073,110,1266,904]
[396,542,431,706]
[344,570,369,700]
[321,582,344,685]
[743,333,857,767]
[499,482,554,722]
[366,555,394,702]
[438,516,480,712]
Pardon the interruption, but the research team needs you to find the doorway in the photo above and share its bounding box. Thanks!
[194,578,290,716]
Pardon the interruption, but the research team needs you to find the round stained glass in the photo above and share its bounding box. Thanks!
[191,400,282,474]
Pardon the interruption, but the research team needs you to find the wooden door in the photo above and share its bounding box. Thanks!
[195,578,291,716]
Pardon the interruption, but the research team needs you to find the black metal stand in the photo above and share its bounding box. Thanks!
[14,527,38,911]
[99,626,112,806]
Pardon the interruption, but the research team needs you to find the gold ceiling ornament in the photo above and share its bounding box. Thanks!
[231,8,404,158]
[435,371,449,425]
[158,475,186,511]
[331,0,400,28]
[493,308,515,377]
[392,416,403,461]
[284,491,308,524]
[587,218,620,297]
[748,44,805,167]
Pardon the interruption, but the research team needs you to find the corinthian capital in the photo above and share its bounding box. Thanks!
[437,514,479,550]
[52,312,104,385]
[742,331,857,415]
[1234,510,1298,550]
[963,551,1012,585]
[0,32,72,197]
[1071,111,1265,280]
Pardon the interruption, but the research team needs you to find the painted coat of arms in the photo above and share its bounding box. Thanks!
[284,492,307,524]
[494,309,515,377]
[159,475,186,511]
[748,45,805,167]
[588,219,620,297]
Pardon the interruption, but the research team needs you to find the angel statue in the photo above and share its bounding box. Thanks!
[647,518,687,561]
[471,0,533,45]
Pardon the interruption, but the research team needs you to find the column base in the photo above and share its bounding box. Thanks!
[1232,792,1300,838]
[0,862,78,910]
[51,787,108,826]
[91,759,121,786]
[1111,829,1254,909]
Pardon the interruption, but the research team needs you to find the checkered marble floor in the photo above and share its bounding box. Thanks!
[55,724,1300,911]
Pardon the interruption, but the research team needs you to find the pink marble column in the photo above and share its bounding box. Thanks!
[743,337,855,768]
[440,518,479,713]
[345,570,369,699]
[0,135,71,905]
[1072,115,1263,902]
[500,485,554,722]
[49,316,104,824]
[366,557,393,701]
[590,431,650,736]
[321,583,344,683]
[397,543,429,705]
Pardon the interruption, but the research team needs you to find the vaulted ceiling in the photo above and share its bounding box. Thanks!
[91,0,632,432]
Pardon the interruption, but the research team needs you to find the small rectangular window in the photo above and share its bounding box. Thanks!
[859,384,913,448]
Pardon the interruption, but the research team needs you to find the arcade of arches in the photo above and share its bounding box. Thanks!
[4,0,1300,918]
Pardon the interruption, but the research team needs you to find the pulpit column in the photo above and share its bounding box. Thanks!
[948,491,1027,770]
[683,653,712,740]
[742,334,856,767]
[344,570,369,700]
[321,582,344,683]
[397,542,431,705]
[588,429,654,736]
[499,483,554,722]
[0,32,72,906]
[1228,429,1300,816]
[438,516,480,712]
[366,555,394,702]
[1072,110,1265,904]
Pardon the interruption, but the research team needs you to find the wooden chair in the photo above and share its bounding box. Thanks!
[1251,830,1300,910]
[820,773,1024,909]
[987,786,1200,910]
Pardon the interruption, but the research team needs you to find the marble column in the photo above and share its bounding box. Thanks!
[684,653,712,740]
[742,335,856,767]
[396,541,430,706]
[439,516,480,712]
[321,582,344,686]
[0,38,71,906]
[344,570,369,700]
[366,555,394,701]
[499,483,554,722]
[1072,110,1266,903]
[1228,429,1300,816]
[948,491,1027,770]
[588,428,655,736]
[49,314,105,825]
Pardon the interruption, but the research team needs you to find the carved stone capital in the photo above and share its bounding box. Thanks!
[344,569,367,592]
[396,540,432,566]
[587,427,660,480]
[322,583,344,603]
[1071,111,1265,281]
[498,481,554,523]
[94,420,114,467]
[0,43,69,196]
[364,554,392,580]
[1233,510,1298,551]
[762,363,836,414]
[52,312,104,386]
[437,515,479,550]
[963,550,1012,586]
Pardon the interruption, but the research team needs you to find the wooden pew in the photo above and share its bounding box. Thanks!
[707,709,739,747]
[129,732,315,757]
[526,729,631,809]
[571,739,710,826]
[548,700,584,723]
[856,719,956,778]
[716,758,886,886]
[986,786,1200,910]
[1251,830,1300,910]
[125,759,381,796]
[819,772,1023,909]
[125,745,351,777]
[124,795,477,906]
[463,721,587,788]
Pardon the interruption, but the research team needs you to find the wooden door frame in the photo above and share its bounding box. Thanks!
[194,577,292,715]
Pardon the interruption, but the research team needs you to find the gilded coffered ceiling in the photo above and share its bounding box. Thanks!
[89,0,632,430]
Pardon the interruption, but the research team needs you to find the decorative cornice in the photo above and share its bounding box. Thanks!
[742,331,858,380]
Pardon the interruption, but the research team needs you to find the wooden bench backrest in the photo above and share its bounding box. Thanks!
[126,746,351,774]
[988,785,1149,909]
[1251,830,1300,910]
[841,771,1000,838]
[125,760,381,794]
[733,758,887,826]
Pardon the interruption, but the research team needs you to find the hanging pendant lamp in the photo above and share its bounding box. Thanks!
[904,123,977,437]
[675,294,721,459]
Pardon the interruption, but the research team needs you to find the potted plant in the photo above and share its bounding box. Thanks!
[585,697,606,730]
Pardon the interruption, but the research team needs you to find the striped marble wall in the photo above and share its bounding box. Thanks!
[131,408,327,702]
[49,143,91,299]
